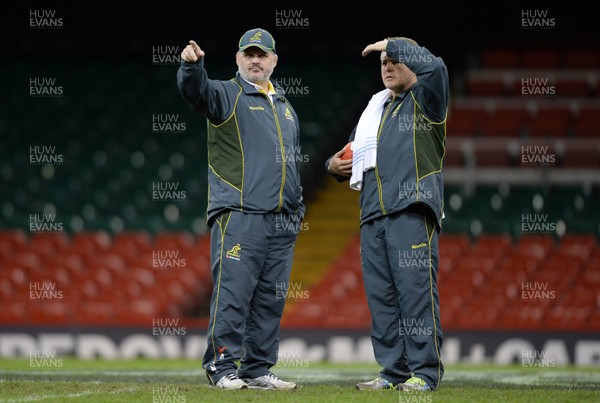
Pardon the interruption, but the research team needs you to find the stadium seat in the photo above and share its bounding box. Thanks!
[563,49,600,69]
[521,49,561,69]
[446,105,486,137]
[557,234,598,260]
[473,142,512,167]
[466,77,508,96]
[1,302,30,324]
[0,230,27,256]
[29,232,70,256]
[444,141,464,167]
[112,231,153,256]
[154,232,195,251]
[561,142,600,168]
[30,302,70,325]
[527,106,572,138]
[480,108,529,137]
[514,235,556,260]
[480,49,519,69]
[573,106,600,138]
[439,233,471,258]
[554,78,592,97]
[72,231,112,254]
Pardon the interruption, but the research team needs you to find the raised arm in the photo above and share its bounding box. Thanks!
[176,40,235,124]
[363,38,449,122]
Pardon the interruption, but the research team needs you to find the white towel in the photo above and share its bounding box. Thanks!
[350,89,392,191]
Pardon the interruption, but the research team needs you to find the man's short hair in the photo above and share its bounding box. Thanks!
[387,36,419,46]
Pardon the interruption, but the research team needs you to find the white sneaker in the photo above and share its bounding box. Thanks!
[356,377,397,390]
[399,376,431,391]
[244,372,297,390]
[215,374,248,389]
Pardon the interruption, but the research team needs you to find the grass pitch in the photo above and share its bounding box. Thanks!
[0,358,599,402]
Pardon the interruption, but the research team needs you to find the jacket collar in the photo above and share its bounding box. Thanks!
[235,72,285,99]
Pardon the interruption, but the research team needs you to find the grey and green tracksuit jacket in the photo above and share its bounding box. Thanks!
[329,39,448,228]
[177,59,305,224]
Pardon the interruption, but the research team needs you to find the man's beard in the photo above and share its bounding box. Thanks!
[238,66,272,84]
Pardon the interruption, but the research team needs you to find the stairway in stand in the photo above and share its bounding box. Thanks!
[282,176,360,318]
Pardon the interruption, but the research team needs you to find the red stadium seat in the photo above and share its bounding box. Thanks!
[72,231,111,254]
[528,106,573,138]
[480,49,519,69]
[561,142,600,168]
[573,107,600,138]
[557,234,598,260]
[554,78,592,97]
[0,302,30,324]
[112,231,153,256]
[480,107,529,138]
[515,235,556,260]
[563,49,600,69]
[29,232,70,256]
[470,234,514,257]
[446,105,486,137]
[521,49,560,69]
[30,302,70,324]
[75,301,117,324]
[154,232,195,251]
[466,77,508,96]
[473,142,512,167]
[0,230,28,257]
[444,141,464,167]
[439,233,471,258]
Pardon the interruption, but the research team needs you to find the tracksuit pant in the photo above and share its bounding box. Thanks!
[203,210,298,384]
[360,206,444,390]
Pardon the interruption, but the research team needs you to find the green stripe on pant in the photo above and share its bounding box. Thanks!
[360,206,444,390]
[203,210,299,383]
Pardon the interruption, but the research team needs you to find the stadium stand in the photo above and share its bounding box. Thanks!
[1,44,598,335]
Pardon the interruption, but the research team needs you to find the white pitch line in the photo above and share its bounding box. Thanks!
[0,370,202,377]
[0,386,140,402]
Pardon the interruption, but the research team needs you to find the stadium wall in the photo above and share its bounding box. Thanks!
[1,328,599,367]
